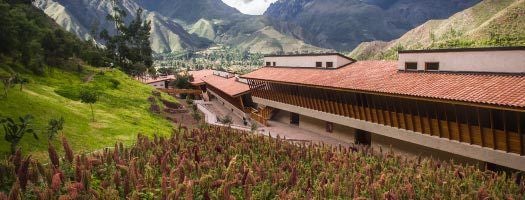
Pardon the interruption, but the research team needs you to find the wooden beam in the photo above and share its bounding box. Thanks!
[444,106,451,140]
[391,98,400,128]
[245,78,525,113]
[409,100,417,132]
[518,113,523,155]
[434,104,442,138]
[399,100,408,130]
[490,110,496,150]
[381,97,395,127]
[465,107,473,144]
[416,101,424,134]
[503,111,509,152]
[477,108,485,147]
[454,105,462,143]
[425,103,434,135]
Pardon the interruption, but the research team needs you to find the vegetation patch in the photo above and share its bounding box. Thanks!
[0,67,175,160]
[0,127,522,199]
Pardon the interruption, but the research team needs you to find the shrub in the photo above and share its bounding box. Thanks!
[46,117,64,140]
[109,78,120,89]
[54,85,82,101]
[0,115,37,154]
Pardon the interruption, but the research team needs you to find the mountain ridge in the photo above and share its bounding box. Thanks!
[349,0,525,60]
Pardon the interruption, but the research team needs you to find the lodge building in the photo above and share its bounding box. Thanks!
[200,70,252,119]
[242,48,525,171]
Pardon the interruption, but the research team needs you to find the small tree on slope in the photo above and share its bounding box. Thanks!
[1,115,37,155]
[80,89,98,122]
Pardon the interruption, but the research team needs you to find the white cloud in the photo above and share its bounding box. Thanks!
[222,0,278,15]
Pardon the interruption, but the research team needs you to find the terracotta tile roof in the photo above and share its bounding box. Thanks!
[202,75,250,97]
[242,61,525,108]
[189,70,214,85]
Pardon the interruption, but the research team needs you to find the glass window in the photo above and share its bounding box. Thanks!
[316,62,322,67]
[405,62,417,70]
[425,62,439,71]
[326,62,334,68]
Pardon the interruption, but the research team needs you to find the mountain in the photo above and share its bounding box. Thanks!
[135,0,242,24]
[33,0,211,53]
[33,0,325,54]
[264,0,481,51]
[349,0,525,60]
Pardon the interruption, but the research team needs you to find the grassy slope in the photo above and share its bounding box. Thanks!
[0,67,174,160]
[349,0,525,60]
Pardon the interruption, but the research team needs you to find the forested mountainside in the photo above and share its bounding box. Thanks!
[265,0,480,51]
[349,0,525,60]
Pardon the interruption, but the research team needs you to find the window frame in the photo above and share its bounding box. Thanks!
[266,62,271,66]
[404,62,418,71]
[425,62,440,71]
[316,62,323,68]
[326,62,334,68]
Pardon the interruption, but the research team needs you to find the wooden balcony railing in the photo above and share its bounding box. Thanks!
[249,87,524,155]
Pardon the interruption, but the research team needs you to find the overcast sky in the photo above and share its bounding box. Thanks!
[222,0,278,15]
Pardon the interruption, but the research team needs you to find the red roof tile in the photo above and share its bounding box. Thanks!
[189,70,214,85]
[202,75,250,97]
[242,61,525,108]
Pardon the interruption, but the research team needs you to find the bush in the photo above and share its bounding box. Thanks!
[109,78,120,89]
[54,85,82,101]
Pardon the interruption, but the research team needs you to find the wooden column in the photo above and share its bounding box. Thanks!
[385,96,393,127]
[425,103,434,135]
[444,106,451,139]
[399,100,408,130]
[465,108,473,144]
[454,105,463,142]
[477,108,485,147]
[518,113,523,155]
[503,111,509,153]
[489,110,497,150]
[416,102,424,134]
[434,104,442,138]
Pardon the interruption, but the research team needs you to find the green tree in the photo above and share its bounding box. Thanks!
[46,117,64,140]
[101,2,153,77]
[80,89,99,122]
[1,114,37,155]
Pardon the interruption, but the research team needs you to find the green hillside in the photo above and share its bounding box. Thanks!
[0,66,175,160]
[349,0,525,60]
[0,1,174,160]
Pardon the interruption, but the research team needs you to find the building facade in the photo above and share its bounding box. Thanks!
[243,48,525,171]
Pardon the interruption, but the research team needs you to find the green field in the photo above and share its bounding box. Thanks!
[0,67,175,160]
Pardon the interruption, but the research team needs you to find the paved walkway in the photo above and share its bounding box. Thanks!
[195,100,251,131]
[258,121,352,147]
[195,100,353,147]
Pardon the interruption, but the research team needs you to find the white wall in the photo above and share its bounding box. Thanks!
[398,50,525,73]
[264,55,353,68]
[207,89,247,119]
[213,70,234,78]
